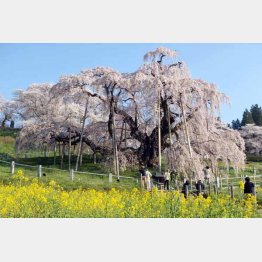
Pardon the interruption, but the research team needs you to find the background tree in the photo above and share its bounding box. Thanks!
[250,104,262,126]
[0,98,16,129]
[231,118,241,129]
[241,109,254,126]
[11,47,246,178]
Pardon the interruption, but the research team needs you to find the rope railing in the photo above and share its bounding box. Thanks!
[0,159,138,184]
[0,159,11,164]
[15,163,37,168]
[74,170,108,177]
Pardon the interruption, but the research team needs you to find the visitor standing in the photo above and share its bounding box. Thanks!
[139,166,146,189]
[203,166,211,184]
[164,169,171,190]
[181,180,190,198]
[244,177,255,195]
[195,180,205,196]
[145,168,152,191]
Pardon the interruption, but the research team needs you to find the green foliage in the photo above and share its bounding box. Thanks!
[232,104,262,128]
[241,109,254,126]
[0,128,20,138]
[250,104,262,126]
[246,155,262,162]
[231,118,241,129]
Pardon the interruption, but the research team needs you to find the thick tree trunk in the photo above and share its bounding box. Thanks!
[137,133,158,167]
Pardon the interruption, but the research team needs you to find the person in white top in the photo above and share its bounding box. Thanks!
[164,169,171,190]
[203,166,211,184]
[145,168,152,191]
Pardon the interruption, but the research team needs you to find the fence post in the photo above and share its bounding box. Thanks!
[70,169,74,181]
[252,185,256,197]
[37,165,42,178]
[190,179,193,191]
[10,161,15,175]
[230,185,234,199]
[109,173,112,183]
[208,182,211,196]
[216,176,220,189]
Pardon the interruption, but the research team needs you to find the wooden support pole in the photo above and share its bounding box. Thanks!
[61,142,65,169]
[167,104,174,170]
[213,185,218,195]
[180,94,193,158]
[111,100,120,180]
[230,185,234,199]
[75,98,88,171]
[124,121,127,149]
[58,142,61,157]
[54,142,57,166]
[68,128,71,171]
[157,90,162,172]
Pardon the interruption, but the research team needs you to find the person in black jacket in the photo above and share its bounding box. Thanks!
[181,180,190,198]
[195,180,205,196]
[244,177,255,195]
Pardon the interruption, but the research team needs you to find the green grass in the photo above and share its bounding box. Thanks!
[0,128,140,190]
[0,163,139,191]
[0,128,20,138]
[0,127,262,197]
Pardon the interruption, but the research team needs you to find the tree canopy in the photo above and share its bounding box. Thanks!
[3,47,246,178]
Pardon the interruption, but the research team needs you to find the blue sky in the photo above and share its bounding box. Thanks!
[0,43,262,124]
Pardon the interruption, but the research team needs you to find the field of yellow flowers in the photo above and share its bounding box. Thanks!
[0,170,259,218]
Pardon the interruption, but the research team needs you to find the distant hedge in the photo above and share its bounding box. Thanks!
[246,155,262,162]
[0,128,20,138]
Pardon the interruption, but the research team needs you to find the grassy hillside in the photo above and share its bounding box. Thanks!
[0,128,139,190]
[1,127,262,194]
[0,128,17,158]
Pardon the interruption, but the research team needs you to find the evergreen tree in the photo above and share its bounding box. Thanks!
[241,109,254,126]
[235,118,241,129]
[231,118,241,129]
[250,104,262,126]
